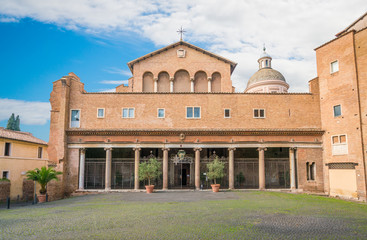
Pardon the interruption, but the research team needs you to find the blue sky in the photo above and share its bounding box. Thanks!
[0,0,365,142]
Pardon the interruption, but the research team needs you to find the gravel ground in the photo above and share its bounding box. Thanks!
[0,191,366,239]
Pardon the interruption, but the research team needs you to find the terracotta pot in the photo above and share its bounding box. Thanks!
[145,185,155,194]
[37,194,46,203]
[211,184,220,192]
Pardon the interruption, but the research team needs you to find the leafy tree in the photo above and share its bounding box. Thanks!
[207,157,225,184]
[14,115,20,131]
[138,158,162,186]
[26,167,62,194]
[6,113,15,130]
[5,113,20,131]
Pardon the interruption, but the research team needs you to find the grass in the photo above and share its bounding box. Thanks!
[0,191,366,239]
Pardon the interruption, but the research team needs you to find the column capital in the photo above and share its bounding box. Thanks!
[169,77,174,82]
[104,147,113,151]
[257,147,267,152]
[207,77,212,81]
[289,147,297,151]
[228,147,236,151]
[80,148,86,154]
[190,77,194,82]
[133,147,141,152]
[162,148,170,152]
[194,147,202,152]
[154,77,158,81]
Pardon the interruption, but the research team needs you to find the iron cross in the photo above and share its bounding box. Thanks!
[177,26,186,41]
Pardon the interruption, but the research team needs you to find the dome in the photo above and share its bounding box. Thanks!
[247,68,286,87]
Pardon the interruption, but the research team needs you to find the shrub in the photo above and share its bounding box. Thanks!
[206,157,225,185]
[139,158,162,186]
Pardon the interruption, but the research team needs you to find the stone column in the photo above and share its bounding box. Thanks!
[289,147,297,190]
[78,148,86,190]
[208,77,212,93]
[190,77,195,92]
[169,161,175,186]
[153,77,158,92]
[228,148,236,189]
[162,148,170,190]
[257,147,267,190]
[104,147,112,191]
[194,148,202,190]
[170,77,174,92]
[133,147,141,190]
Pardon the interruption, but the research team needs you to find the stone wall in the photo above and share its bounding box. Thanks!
[296,148,324,192]
[0,181,10,201]
[22,179,34,201]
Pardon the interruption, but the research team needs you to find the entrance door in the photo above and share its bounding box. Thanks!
[173,163,191,188]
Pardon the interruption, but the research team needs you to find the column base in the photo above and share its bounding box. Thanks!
[195,187,200,190]
[105,188,111,191]
[162,188,168,191]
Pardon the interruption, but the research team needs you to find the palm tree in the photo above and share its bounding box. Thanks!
[26,166,62,194]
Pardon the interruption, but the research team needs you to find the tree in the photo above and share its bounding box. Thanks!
[26,166,62,194]
[5,113,20,131]
[138,158,162,186]
[206,157,225,184]
[14,115,20,131]
[6,113,15,130]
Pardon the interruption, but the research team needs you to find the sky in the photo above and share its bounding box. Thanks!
[0,0,365,142]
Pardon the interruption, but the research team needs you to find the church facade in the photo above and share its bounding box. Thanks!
[48,13,367,201]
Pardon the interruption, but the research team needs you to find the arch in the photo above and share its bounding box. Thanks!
[211,72,222,92]
[157,71,170,92]
[174,70,190,92]
[142,72,154,92]
[194,71,208,92]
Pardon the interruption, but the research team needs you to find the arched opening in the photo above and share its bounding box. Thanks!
[194,71,208,92]
[142,72,154,92]
[174,70,190,92]
[158,72,170,92]
[211,72,222,92]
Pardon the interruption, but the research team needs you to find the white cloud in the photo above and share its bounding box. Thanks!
[99,88,116,93]
[0,98,50,125]
[104,67,132,77]
[0,16,18,22]
[100,80,129,85]
[0,0,365,91]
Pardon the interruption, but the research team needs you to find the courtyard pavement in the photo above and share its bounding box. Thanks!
[1,191,366,239]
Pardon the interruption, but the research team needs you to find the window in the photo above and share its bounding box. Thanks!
[306,162,316,181]
[332,134,348,155]
[2,171,9,179]
[186,107,201,119]
[70,110,80,128]
[38,147,43,159]
[4,142,11,156]
[254,109,265,118]
[97,108,105,118]
[224,109,231,118]
[157,108,165,118]
[330,60,339,73]
[122,108,135,118]
[333,105,341,117]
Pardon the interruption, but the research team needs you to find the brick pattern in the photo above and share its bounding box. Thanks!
[0,181,10,201]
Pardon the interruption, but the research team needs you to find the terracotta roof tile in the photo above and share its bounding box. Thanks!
[0,127,47,145]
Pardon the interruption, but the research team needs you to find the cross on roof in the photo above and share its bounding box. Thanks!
[177,26,186,41]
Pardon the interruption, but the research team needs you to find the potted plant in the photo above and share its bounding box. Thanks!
[26,166,62,203]
[138,157,162,193]
[207,157,225,192]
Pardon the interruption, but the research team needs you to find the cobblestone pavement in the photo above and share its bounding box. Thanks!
[1,191,366,239]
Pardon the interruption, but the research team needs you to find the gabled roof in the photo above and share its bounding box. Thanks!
[336,11,367,37]
[0,127,47,145]
[127,41,237,74]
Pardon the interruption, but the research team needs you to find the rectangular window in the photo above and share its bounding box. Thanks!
[253,109,265,118]
[2,171,9,179]
[306,162,316,181]
[4,142,11,156]
[38,147,43,159]
[332,134,348,155]
[122,108,135,118]
[97,108,105,118]
[157,108,165,118]
[186,107,201,119]
[330,60,339,73]
[333,105,341,117]
[224,109,231,118]
[70,110,80,128]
